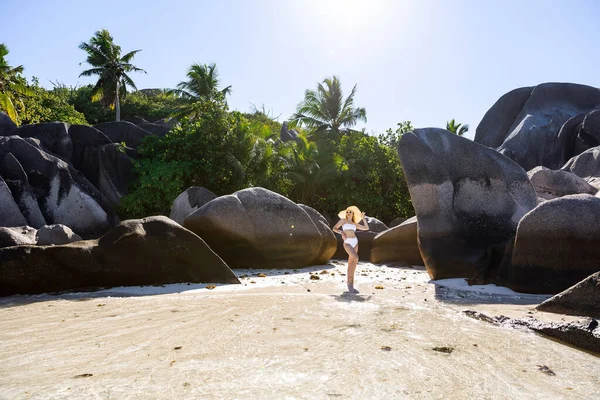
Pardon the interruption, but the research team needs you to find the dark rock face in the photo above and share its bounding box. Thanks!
[96,143,136,206]
[0,153,46,228]
[364,216,388,233]
[0,112,17,133]
[35,224,82,246]
[68,125,112,186]
[280,122,299,142]
[398,128,537,280]
[528,318,600,355]
[475,83,600,170]
[0,135,118,238]
[388,217,407,228]
[0,175,27,226]
[1,122,73,161]
[527,166,597,201]
[0,226,37,248]
[463,311,600,355]
[139,122,170,137]
[371,216,424,266]
[0,216,239,296]
[94,121,153,149]
[537,272,600,318]
[184,187,325,269]
[497,194,600,294]
[170,186,218,225]
[475,87,534,149]
[298,204,337,265]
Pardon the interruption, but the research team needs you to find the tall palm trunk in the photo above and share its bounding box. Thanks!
[115,80,120,122]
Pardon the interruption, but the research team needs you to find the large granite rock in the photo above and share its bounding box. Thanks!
[139,122,170,137]
[96,143,136,206]
[298,204,337,265]
[170,186,217,225]
[35,224,82,246]
[371,216,424,266]
[497,194,600,294]
[0,152,47,228]
[475,83,600,170]
[537,272,600,318]
[0,112,17,133]
[1,122,72,161]
[0,226,37,248]
[388,217,407,228]
[398,128,537,280]
[184,187,326,269]
[528,318,599,355]
[0,216,239,296]
[527,166,597,201]
[0,135,118,238]
[94,121,153,149]
[561,146,600,190]
[0,175,27,227]
[68,125,112,186]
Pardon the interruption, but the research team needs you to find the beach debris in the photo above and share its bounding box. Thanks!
[537,365,556,376]
[320,270,329,274]
[307,288,311,292]
[173,346,182,350]
[73,374,93,378]
[170,360,176,366]
[381,346,392,351]
[432,346,454,354]
[375,285,384,290]
[310,274,320,280]
[206,285,216,290]
[250,280,256,284]
[97,304,105,307]
[257,273,267,278]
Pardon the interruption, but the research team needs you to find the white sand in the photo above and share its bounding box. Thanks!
[0,262,599,399]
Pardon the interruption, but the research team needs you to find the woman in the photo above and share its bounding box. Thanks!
[332,206,370,293]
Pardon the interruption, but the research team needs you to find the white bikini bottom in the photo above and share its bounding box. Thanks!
[344,237,358,247]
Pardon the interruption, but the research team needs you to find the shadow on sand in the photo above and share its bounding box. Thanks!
[331,293,373,303]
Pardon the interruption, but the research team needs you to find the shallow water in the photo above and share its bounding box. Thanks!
[0,264,598,399]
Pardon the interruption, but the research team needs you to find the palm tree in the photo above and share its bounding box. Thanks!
[446,119,469,136]
[170,63,231,119]
[0,44,32,125]
[79,29,146,121]
[290,76,367,137]
[280,134,343,204]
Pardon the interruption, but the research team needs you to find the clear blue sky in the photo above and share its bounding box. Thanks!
[2,0,599,138]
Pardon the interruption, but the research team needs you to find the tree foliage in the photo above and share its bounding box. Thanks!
[20,79,87,125]
[0,44,33,124]
[118,98,288,218]
[446,119,469,136]
[290,76,366,138]
[79,29,146,121]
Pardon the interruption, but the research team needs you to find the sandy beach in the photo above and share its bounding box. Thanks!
[0,261,599,399]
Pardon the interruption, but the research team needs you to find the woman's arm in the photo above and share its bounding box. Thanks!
[356,213,370,231]
[332,219,344,235]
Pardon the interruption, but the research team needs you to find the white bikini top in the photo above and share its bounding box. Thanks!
[342,223,356,231]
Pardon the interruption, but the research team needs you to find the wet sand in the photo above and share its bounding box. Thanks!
[0,262,598,399]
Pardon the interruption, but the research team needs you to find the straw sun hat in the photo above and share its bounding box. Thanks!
[338,206,363,224]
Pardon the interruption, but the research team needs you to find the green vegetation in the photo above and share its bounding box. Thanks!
[79,29,146,122]
[446,119,469,136]
[0,44,32,125]
[170,63,231,119]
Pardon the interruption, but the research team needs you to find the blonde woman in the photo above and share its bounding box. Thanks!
[332,206,370,293]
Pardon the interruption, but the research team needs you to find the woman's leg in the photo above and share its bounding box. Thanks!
[344,243,359,287]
